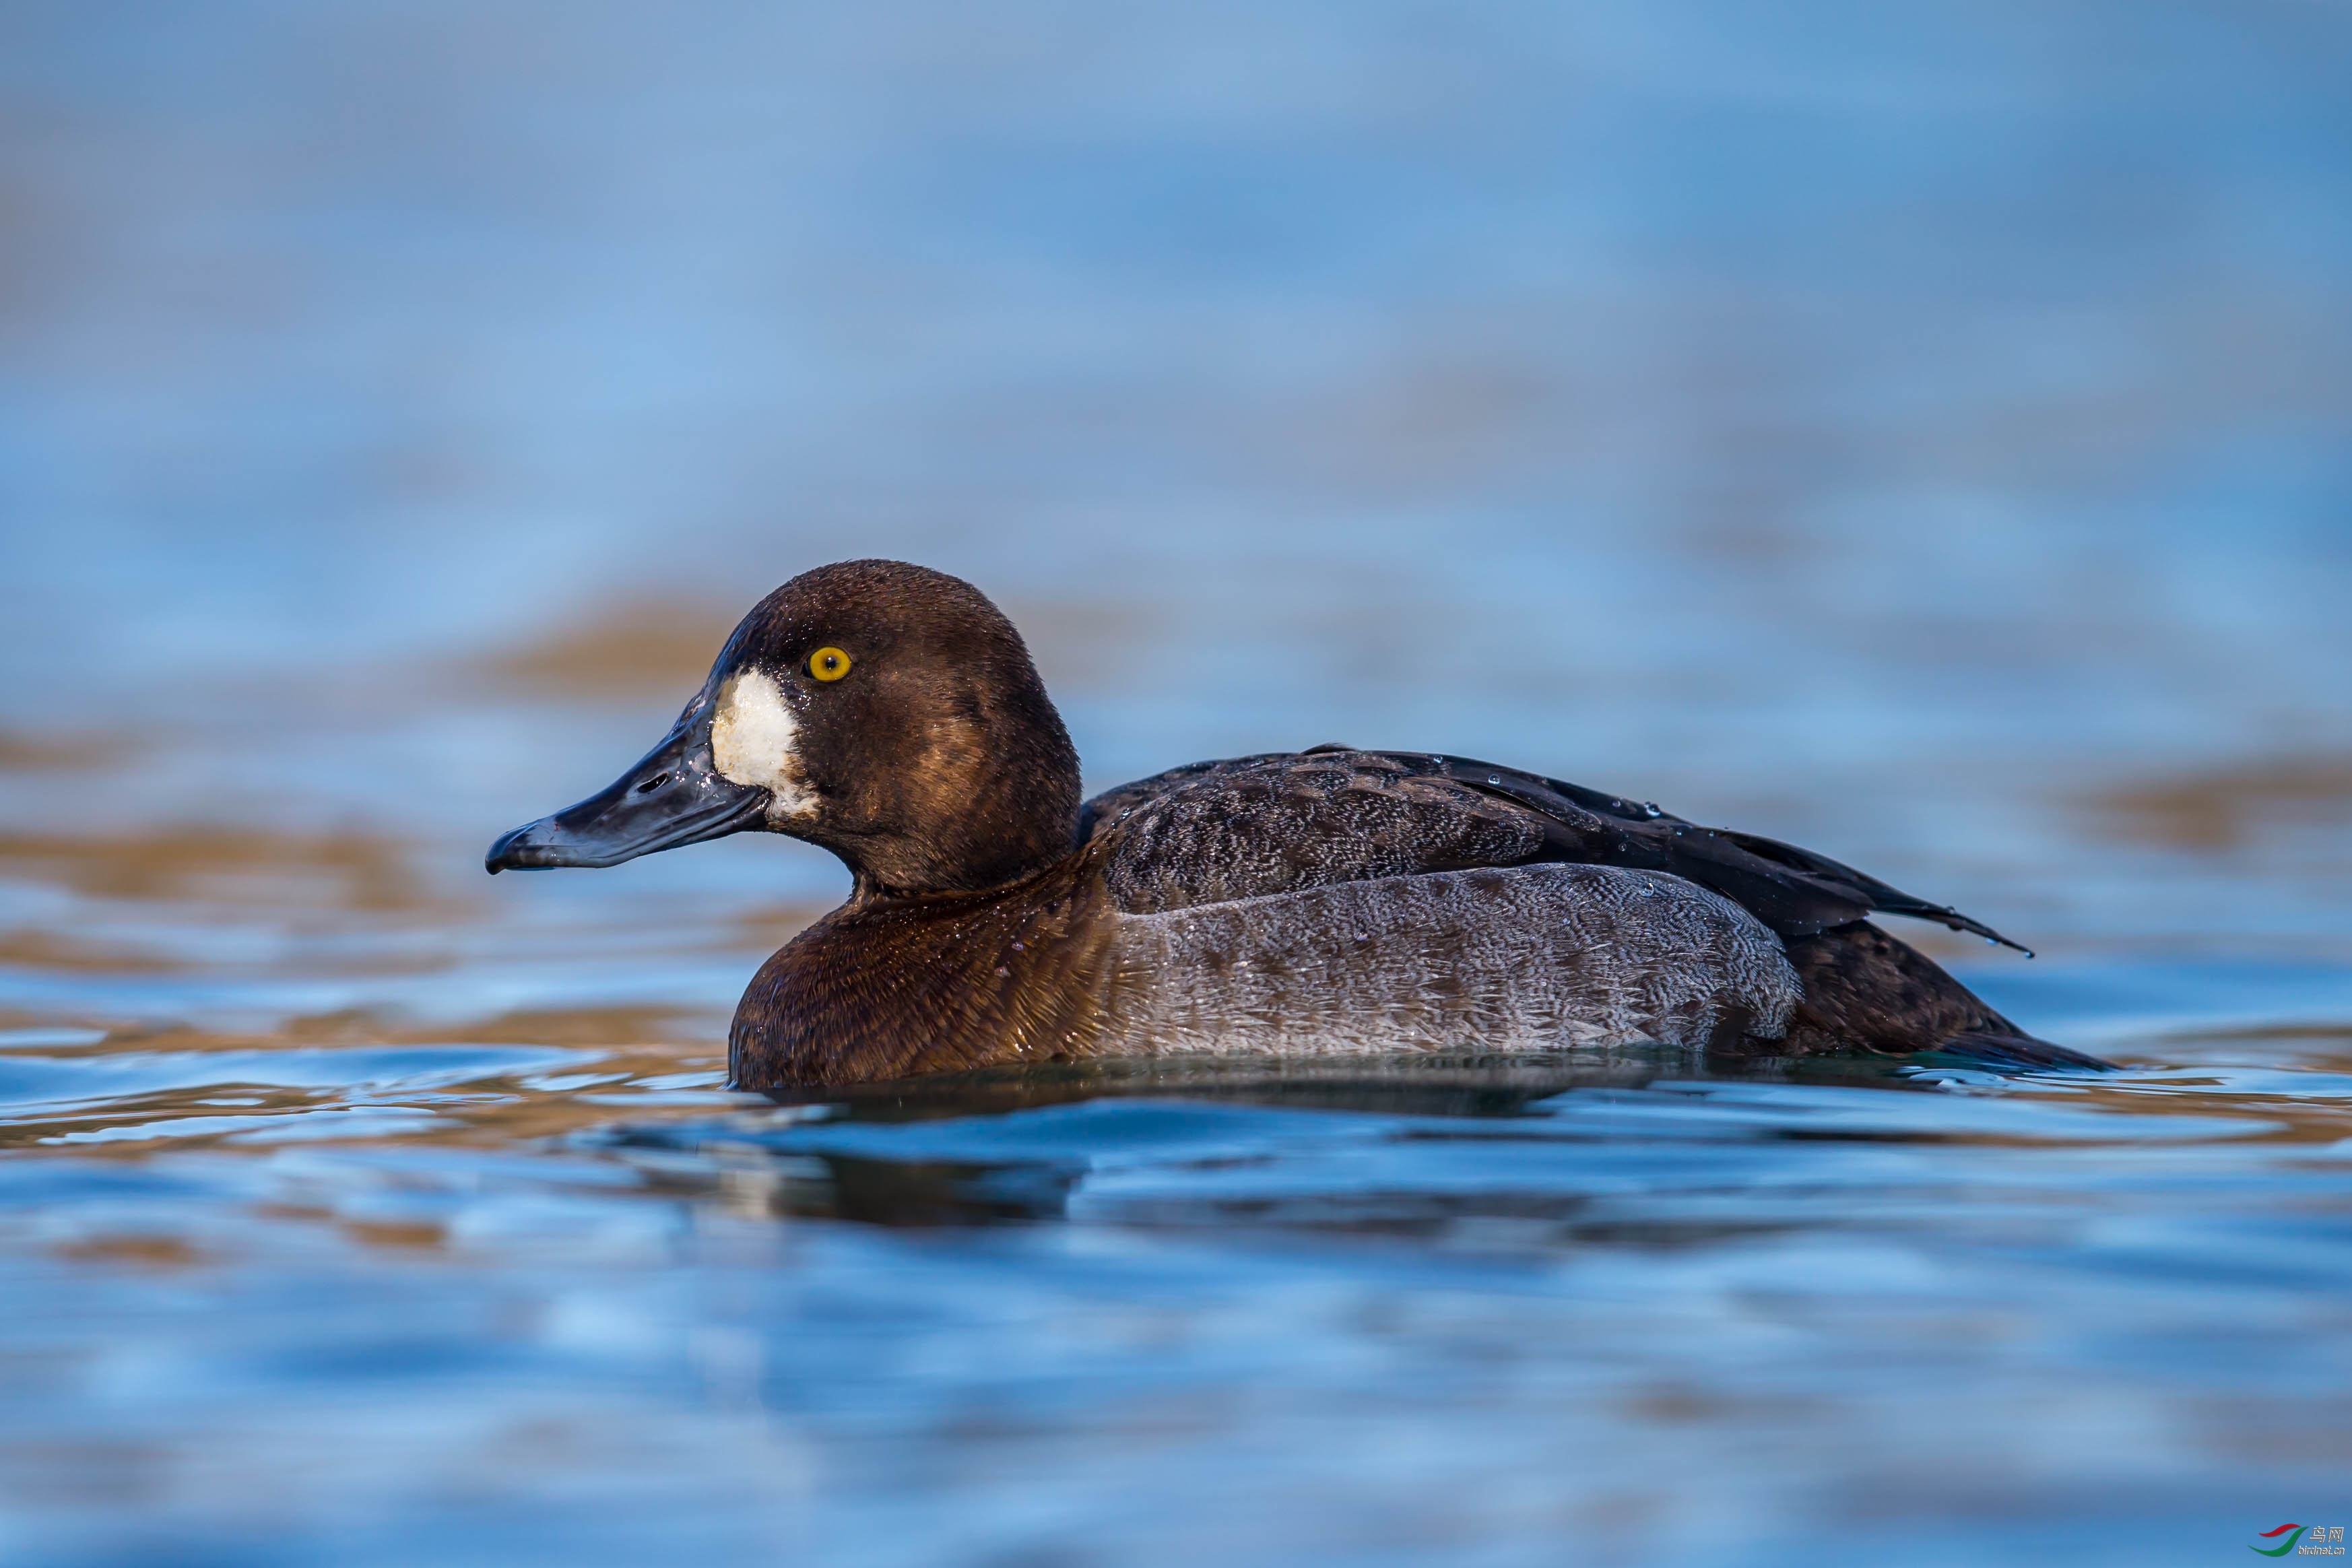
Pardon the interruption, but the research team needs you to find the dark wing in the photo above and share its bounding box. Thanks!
[1080,750,1550,913]
[1080,749,2028,954]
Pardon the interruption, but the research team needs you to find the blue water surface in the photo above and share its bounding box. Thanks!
[2,2,2350,1563]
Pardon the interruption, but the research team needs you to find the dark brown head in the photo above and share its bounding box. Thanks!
[486,560,1082,896]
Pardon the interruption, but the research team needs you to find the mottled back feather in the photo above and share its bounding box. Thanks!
[1080,749,2025,950]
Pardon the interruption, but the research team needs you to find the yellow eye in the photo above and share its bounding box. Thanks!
[807,647,852,682]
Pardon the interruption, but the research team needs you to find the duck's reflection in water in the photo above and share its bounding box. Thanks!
[622,1047,1939,1229]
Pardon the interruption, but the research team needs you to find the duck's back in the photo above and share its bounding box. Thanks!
[1082,750,1806,1055]
[1081,749,2017,946]
[1076,748,2083,1066]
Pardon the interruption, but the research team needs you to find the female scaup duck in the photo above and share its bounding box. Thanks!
[488,559,2105,1087]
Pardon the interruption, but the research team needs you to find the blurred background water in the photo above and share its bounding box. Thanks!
[2,2,2350,1563]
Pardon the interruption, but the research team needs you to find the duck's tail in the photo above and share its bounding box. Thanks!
[1775,921,2116,1072]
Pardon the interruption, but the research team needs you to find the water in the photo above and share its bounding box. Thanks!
[4,2,2352,1562]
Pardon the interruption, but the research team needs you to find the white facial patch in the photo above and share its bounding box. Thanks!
[710,670,820,824]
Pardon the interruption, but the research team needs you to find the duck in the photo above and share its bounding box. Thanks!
[486,558,2107,1088]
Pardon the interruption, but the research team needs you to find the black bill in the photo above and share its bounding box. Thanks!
[485,690,769,872]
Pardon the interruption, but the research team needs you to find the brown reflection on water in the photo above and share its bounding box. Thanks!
[0,1007,733,1157]
[0,731,122,772]
[471,596,739,700]
[0,929,191,974]
[2086,755,2352,851]
[51,1234,213,1270]
[0,826,434,911]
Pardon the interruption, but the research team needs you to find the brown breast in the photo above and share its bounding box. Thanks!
[728,850,1121,1088]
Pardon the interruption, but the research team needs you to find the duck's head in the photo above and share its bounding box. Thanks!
[486,559,1081,896]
